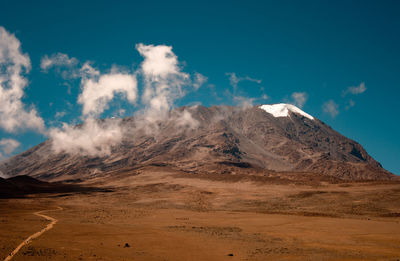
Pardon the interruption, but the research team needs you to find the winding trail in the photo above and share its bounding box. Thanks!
[4,207,63,261]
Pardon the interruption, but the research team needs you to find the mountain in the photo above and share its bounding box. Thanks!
[0,104,394,181]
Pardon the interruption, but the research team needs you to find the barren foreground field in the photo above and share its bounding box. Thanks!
[1,167,400,260]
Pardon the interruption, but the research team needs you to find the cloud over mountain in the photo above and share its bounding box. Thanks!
[47,43,199,156]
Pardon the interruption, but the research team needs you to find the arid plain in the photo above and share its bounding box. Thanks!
[1,166,400,261]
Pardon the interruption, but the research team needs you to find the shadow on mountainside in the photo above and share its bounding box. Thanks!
[0,175,112,198]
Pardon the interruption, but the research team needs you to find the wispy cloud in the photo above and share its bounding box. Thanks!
[49,43,200,156]
[41,52,79,72]
[322,100,339,118]
[80,62,100,78]
[233,96,256,108]
[0,26,45,134]
[225,72,261,93]
[342,82,366,96]
[55,111,67,119]
[0,138,20,155]
[40,53,81,86]
[49,62,138,155]
[193,72,207,91]
[291,92,308,108]
[49,118,123,157]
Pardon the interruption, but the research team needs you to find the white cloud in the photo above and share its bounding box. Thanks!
[78,72,138,117]
[43,49,139,156]
[173,109,199,129]
[244,76,262,84]
[49,63,137,156]
[343,82,366,96]
[0,26,45,133]
[40,54,101,83]
[233,95,255,108]
[48,43,200,157]
[136,43,190,123]
[226,72,240,91]
[291,92,308,108]
[226,72,261,93]
[0,138,20,154]
[322,100,339,118]
[193,72,207,91]
[80,62,100,78]
[40,52,79,71]
[55,110,67,119]
[49,118,123,157]
[137,44,182,78]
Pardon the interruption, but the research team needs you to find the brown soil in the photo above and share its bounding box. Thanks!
[1,167,400,260]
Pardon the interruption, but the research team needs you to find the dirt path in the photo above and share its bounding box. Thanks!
[3,207,63,261]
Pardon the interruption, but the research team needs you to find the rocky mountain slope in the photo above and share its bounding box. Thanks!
[0,104,394,181]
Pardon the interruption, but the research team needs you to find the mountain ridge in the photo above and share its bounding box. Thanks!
[0,104,395,181]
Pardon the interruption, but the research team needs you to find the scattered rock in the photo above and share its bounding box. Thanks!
[124,243,130,248]
[227,253,234,256]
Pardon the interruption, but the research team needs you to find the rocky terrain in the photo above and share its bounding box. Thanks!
[0,104,394,182]
[1,104,399,260]
[1,165,400,261]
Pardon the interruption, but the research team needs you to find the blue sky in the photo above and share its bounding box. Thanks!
[0,0,399,174]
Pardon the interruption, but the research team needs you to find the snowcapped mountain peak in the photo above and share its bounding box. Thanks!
[259,103,314,120]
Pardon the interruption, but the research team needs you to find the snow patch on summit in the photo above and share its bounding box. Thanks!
[259,103,314,120]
